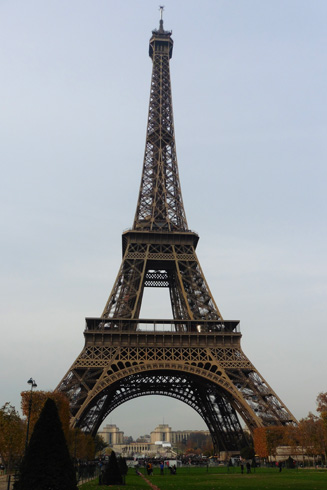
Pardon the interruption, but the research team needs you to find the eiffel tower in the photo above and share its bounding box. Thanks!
[57,13,296,453]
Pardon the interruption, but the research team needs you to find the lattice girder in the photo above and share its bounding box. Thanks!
[111,373,247,452]
[67,369,248,451]
[133,24,187,232]
[101,234,222,325]
[57,330,296,438]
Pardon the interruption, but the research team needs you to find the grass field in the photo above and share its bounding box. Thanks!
[80,466,327,490]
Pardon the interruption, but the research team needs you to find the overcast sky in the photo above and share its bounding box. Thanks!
[1,0,326,439]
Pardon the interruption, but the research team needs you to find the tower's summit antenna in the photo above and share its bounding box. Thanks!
[159,5,164,31]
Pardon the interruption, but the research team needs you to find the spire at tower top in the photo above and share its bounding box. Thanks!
[159,5,164,32]
[151,5,172,44]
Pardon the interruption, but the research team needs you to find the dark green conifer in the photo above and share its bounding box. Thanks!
[101,450,123,485]
[240,445,255,460]
[14,398,77,490]
[118,455,128,484]
[118,455,128,477]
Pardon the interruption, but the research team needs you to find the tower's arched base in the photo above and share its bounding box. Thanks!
[57,328,296,452]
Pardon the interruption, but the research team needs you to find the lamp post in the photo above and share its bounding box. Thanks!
[25,377,37,451]
[74,421,80,461]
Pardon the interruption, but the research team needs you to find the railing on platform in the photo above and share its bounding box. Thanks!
[85,318,240,334]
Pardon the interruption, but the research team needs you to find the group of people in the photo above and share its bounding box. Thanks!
[145,461,177,476]
[240,462,252,474]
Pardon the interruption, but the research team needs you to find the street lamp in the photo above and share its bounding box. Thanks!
[25,377,37,451]
[74,419,80,461]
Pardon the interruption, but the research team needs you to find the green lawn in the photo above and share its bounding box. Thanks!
[80,466,327,490]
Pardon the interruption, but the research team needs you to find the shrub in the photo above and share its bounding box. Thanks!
[14,398,77,490]
[101,450,123,485]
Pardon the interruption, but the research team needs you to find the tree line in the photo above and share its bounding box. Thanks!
[1,390,327,472]
[0,390,106,472]
[253,392,327,464]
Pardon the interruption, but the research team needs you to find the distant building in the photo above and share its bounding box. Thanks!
[98,423,211,458]
[171,429,210,444]
[98,424,124,446]
[150,424,173,443]
[150,424,210,444]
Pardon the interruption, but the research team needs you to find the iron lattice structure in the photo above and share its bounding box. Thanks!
[57,18,296,453]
